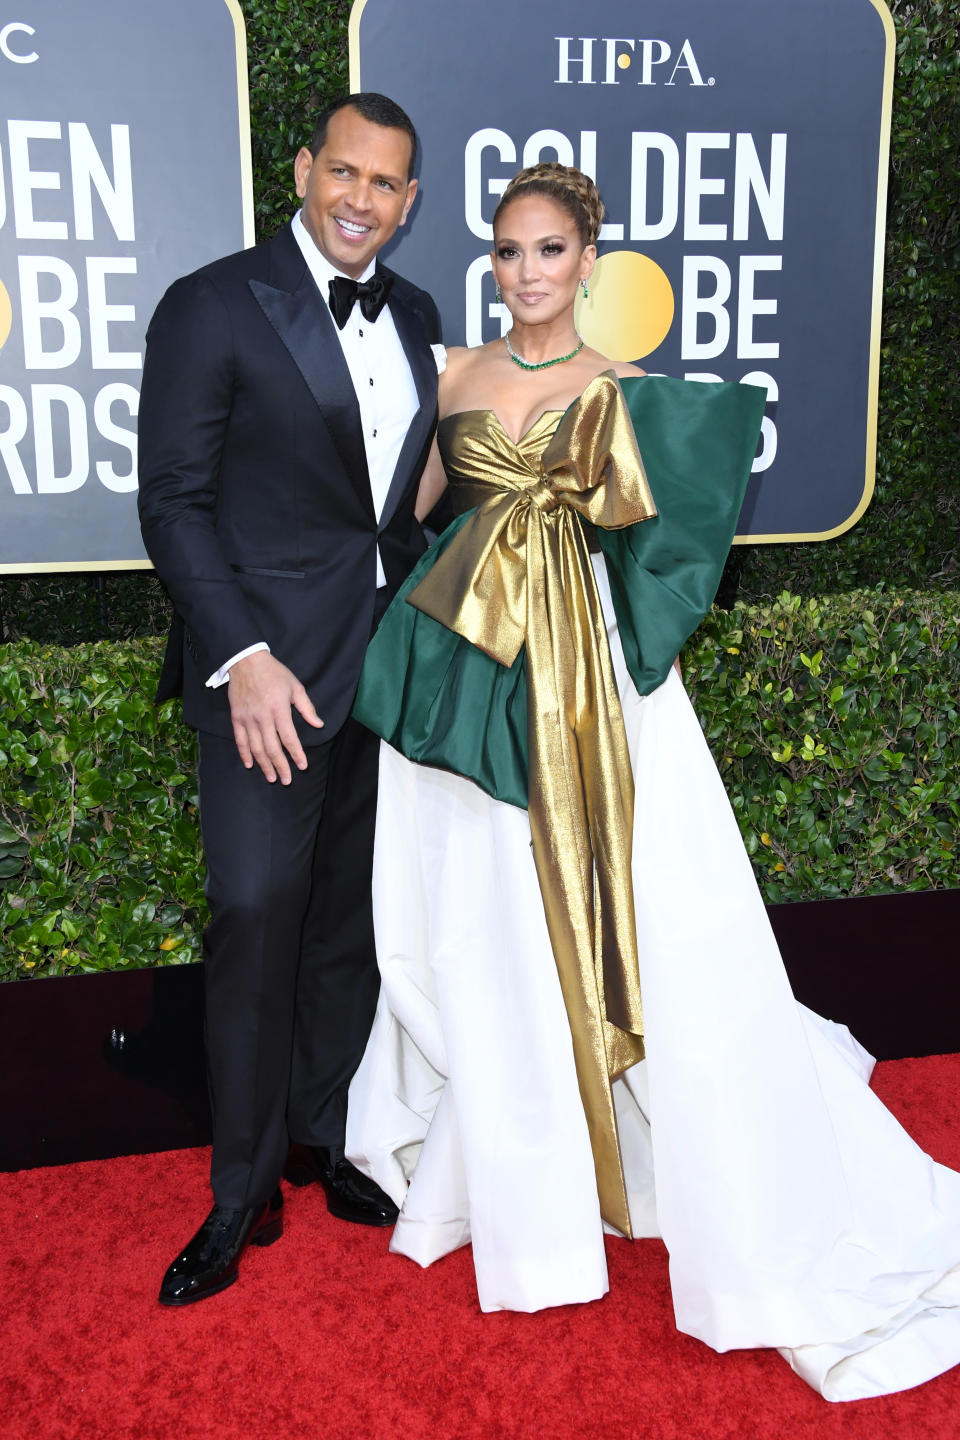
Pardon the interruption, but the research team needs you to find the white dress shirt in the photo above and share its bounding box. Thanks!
[208,210,420,688]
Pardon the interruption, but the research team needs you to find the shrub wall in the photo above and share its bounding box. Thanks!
[736,0,959,599]
[0,641,203,981]
[2,590,957,980]
[0,2,956,980]
[0,0,956,642]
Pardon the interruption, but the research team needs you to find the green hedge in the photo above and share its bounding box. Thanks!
[0,0,956,643]
[0,641,203,981]
[0,2,956,980]
[245,0,350,235]
[2,590,957,981]
[737,0,959,599]
[685,590,959,900]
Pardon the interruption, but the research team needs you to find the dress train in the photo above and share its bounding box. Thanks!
[347,558,960,1401]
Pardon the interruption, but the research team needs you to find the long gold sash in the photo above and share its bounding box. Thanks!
[409,372,657,1236]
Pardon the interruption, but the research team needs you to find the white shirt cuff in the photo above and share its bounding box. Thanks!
[206,642,270,689]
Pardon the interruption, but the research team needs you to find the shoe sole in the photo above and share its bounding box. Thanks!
[157,1217,283,1306]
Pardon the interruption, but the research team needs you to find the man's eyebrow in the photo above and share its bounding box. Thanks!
[326,155,405,187]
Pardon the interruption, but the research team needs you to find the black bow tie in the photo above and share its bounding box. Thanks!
[328,273,393,329]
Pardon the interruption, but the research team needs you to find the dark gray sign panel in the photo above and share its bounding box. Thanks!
[351,0,894,541]
[0,0,252,570]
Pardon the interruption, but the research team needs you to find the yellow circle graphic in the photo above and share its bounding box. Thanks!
[575,250,675,362]
[0,280,11,352]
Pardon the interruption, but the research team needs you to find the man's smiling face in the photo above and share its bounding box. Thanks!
[294,105,418,278]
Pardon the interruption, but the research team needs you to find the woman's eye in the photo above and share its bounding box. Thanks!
[542,243,564,256]
[496,246,517,259]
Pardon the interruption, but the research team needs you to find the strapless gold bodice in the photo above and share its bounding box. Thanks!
[437,409,565,515]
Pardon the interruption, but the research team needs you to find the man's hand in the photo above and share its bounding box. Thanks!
[227,651,323,783]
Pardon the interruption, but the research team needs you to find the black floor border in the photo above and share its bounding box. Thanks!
[2,888,958,1173]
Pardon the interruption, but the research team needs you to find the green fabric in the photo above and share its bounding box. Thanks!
[353,510,531,808]
[352,375,766,809]
[602,376,768,696]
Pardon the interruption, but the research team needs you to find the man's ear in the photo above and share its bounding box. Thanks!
[398,177,419,227]
[294,147,313,201]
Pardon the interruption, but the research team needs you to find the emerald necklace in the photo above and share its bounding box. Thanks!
[504,331,584,371]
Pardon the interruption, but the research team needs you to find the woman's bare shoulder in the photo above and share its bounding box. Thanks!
[578,346,646,383]
[445,343,502,371]
[439,342,502,404]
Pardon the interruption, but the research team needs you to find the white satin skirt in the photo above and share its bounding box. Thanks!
[347,558,960,1402]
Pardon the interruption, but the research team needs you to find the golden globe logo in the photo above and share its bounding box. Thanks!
[555,37,714,88]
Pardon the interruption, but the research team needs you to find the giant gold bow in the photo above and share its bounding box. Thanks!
[409,372,657,1237]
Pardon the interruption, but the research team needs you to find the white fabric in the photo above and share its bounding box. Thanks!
[347,555,960,1402]
[206,641,270,690]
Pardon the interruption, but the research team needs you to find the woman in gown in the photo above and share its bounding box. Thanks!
[346,163,960,1401]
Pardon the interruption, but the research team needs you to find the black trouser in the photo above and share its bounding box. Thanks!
[197,699,382,1211]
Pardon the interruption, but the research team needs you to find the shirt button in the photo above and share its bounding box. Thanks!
[369,377,374,386]
[358,328,364,337]
[372,428,378,438]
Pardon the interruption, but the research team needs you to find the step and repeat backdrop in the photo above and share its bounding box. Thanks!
[0,0,892,566]
[351,0,894,542]
[0,0,252,570]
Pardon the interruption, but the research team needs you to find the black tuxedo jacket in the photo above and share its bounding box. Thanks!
[137,223,440,743]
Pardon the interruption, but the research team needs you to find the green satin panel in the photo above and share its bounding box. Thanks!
[601,375,768,695]
[352,506,530,808]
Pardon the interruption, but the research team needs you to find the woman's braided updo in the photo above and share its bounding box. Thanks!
[493,163,605,249]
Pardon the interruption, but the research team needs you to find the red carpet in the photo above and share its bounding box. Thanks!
[2,1054,960,1440]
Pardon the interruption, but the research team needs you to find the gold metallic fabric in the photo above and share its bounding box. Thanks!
[409,372,657,1237]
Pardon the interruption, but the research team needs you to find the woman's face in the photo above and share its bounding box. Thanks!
[491,194,595,327]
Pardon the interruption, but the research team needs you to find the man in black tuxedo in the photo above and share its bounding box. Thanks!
[137,93,440,1305]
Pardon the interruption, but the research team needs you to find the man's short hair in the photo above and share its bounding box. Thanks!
[309,93,418,179]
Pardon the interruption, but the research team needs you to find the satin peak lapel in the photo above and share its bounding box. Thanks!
[379,294,438,527]
[249,271,374,517]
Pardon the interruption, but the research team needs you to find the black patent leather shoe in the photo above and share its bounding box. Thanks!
[283,1144,398,1226]
[158,1189,284,1306]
